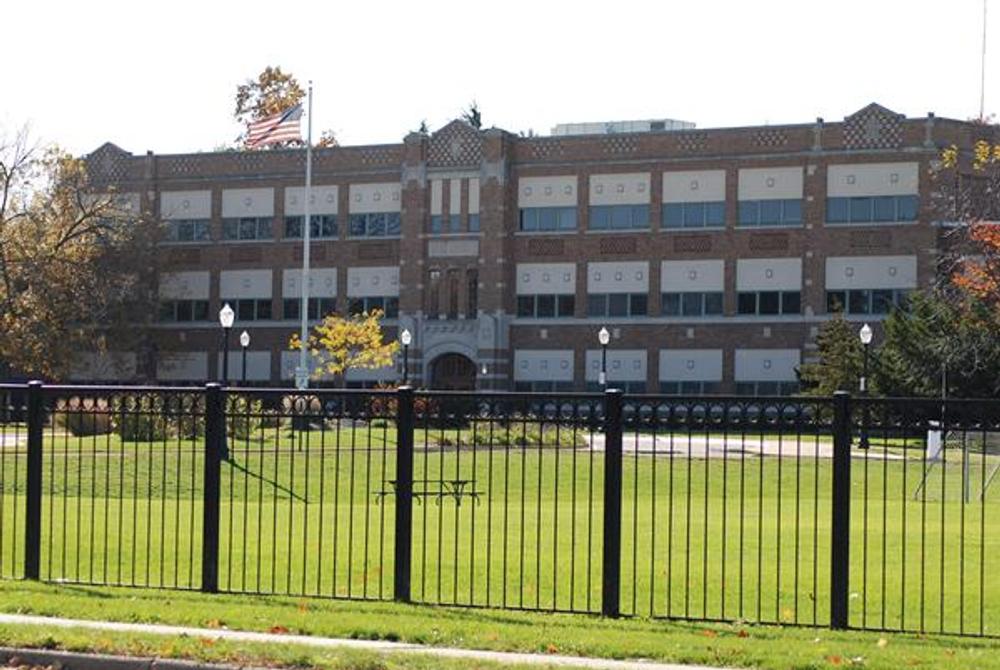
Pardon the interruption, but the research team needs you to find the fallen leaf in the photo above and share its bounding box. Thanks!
[827,655,843,666]
[204,619,224,629]
[199,638,216,647]
[737,629,749,638]
[545,644,558,654]
[877,638,888,648]
[701,629,718,638]
[269,625,290,635]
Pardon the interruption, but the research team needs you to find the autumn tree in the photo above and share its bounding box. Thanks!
[0,128,161,379]
[233,66,338,149]
[288,310,399,384]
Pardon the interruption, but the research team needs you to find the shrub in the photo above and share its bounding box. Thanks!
[111,394,170,442]
[226,395,264,439]
[54,397,114,436]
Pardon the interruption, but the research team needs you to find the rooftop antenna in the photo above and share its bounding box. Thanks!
[981,0,988,121]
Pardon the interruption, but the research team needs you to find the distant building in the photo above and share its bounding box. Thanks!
[551,118,695,136]
[80,103,981,392]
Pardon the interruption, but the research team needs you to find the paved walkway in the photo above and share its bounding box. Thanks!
[0,613,732,670]
[586,433,905,460]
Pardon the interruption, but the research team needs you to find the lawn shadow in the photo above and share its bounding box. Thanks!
[225,458,307,503]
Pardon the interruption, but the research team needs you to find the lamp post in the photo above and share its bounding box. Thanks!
[859,323,873,449]
[219,303,235,385]
[239,330,250,385]
[400,328,412,385]
[598,327,610,388]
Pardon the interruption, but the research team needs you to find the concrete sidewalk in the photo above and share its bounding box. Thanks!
[0,613,733,670]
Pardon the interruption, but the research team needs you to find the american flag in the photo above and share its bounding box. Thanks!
[245,104,303,148]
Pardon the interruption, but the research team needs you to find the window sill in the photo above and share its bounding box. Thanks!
[158,240,212,246]
[824,220,918,227]
[420,232,484,239]
[346,235,403,240]
[513,230,578,236]
[735,224,804,230]
[278,237,340,243]
[218,239,276,245]
[659,226,727,233]
[584,228,652,235]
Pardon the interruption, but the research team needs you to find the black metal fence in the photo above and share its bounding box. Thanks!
[0,382,997,636]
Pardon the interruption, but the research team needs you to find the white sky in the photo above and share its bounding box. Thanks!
[3,0,996,155]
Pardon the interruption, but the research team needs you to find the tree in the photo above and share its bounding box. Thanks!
[234,66,305,148]
[462,101,482,130]
[288,310,399,384]
[798,313,864,395]
[0,128,160,379]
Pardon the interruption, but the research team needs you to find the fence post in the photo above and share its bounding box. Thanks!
[830,390,852,630]
[201,383,223,593]
[393,385,415,602]
[24,381,43,580]
[601,388,624,617]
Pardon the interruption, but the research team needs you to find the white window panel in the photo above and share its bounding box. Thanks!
[219,270,273,299]
[280,351,335,380]
[347,266,400,297]
[660,260,724,292]
[662,170,726,203]
[430,179,444,215]
[71,352,137,381]
[518,176,578,208]
[516,263,576,295]
[160,191,211,220]
[514,350,574,382]
[658,349,723,382]
[217,352,271,382]
[449,178,462,214]
[587,261,649,293]
[738,167,803,200]
[589,173,651,205]
[825,256,917,290]
[827,162,918,197]
[585,349,646,382]
[157,352,208,381]
[284,185,338,216]
[736,258,802,291]
[282,268,338,298]
[734,349,800,382]
[349,183,402,214]
[159,271,210,300]
[469,178,480,214]
[222,188,274,217]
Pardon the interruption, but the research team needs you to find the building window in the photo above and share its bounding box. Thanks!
[658,381,721,395]
[447,270,460,319]
[826,289,909,315]
[348,212,402,237]
[661,292,723,317]
[467,269,478,316]
[587,293,648,317]
[348,296,399,318]
[519,207,577,232]
[737,199,802,227]
[283,297,337,320]
[585,381,647,393]
[826,195,918,224]
[468,214,480,232]
[513,381,576,392]
[222,298,272,321]
[735,381,799,396]
[164,219,210,243]
[158,300,209,322]
[449,215,461,233]
[589,205,650,231]
[661,202,725,229]
[284,215,337,239]
[222,217,273,240]
[737,291,801,315]
[516,294,575,318]
[430,216,445,234]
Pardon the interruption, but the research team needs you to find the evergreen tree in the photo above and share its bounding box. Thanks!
[798,313,864,395]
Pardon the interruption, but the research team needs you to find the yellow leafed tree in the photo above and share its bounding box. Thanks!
[288,310,399,382]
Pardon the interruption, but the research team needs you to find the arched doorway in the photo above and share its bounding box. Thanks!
[430,353,477,390]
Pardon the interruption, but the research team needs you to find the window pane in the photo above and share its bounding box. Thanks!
[538,208,557,230]
[737,292,757,315]
[557,294,575,317]
[590,206,610,230]
[849,197,872,223]
[783,199,802,224]
[468,214,480,232]
[871,289,894,314]
[349,215,367,236]
[897,195,918,221]
[536,294,555,317]
[430,216,444,233]
[683,202,704,228]
[319,298,336,316]
[193,301,209,321]
[517,295,534,317]
[257,219,272,238]
[386,213,401,235]
[284,299,299,320]
[159,302,174,321]
[520,209,536,231]
[239,218,257,239]
[781,291,801,314]
[587,294,606,316]
[223,220,238,239]
[368,213,386,236]
[237,300,255,320]
[663,203,684,228]
[449,215,461,233]
[704,292,723,315]
[827,291,846,313]
[705,201,725,226]
[349,298,364,315]
[631,205,649,228]
[629,293,647,316]
[848,289,869,314]
[307,299,319,320]
[257,300,272,320]
[759,200,782,225]
[177,222,194,241]
[758,291,780,315]
[735,382,756,396]
[659,381,680,395]
[827,197,849,223]
[611,206,630,229]
[385,297,399,318]
[609,293,629,317]
[285,217,303,238]
[738,201,758,226]
[661,292,680,316]
[557,207,577,230]
[172,300,190,321]
[195,222,210,240]
[871,196,894,222]
[681,292,702,316]
[758,381,779,396]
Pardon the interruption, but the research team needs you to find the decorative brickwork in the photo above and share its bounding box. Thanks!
[675,132,709,153]
[752,128,788,148]
[849,230,893,249]
[601,135,638,155]
[526,238,565,256]
[428,120,483,167]
[230,247,262,263]
[748,233,790,251]
[167,248,200,265]
[528,139,566,161]
[672,235,713,253]
[843,103,903,150]
[599,236,637,255]
[358,242,393,260]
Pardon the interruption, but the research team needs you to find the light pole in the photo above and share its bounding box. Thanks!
[239,330,250,385]
[219,303,235,385]
[598,327,610,389]
[859,323,873,449]
[400,328,412,385]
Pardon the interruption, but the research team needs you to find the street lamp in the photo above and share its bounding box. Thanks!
[219,303,235,386]
[859,323,873,449]
[400,328,412,385]
[598,327,610,388]
[239,330,250,385]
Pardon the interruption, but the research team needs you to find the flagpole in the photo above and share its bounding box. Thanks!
[295,82,313,390]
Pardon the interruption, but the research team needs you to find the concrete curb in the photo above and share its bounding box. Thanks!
[0,647,261,670]
[0,613,734,670]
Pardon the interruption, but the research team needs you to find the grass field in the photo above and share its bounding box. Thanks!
[0,423,998,637]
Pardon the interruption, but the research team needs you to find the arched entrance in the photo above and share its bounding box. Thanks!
[430,353,477,390]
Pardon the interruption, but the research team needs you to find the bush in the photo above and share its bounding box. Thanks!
[226,395,264,439]
[54,397,114,436]
[111,394,170,442]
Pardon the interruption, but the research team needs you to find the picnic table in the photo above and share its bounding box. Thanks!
[376,478,481,506]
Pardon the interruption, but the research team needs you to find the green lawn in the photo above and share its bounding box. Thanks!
[0,424,997,638]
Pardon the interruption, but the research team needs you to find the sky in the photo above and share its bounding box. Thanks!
[2,0,996,156]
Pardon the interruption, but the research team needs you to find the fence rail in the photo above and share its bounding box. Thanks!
[0,382,997,636]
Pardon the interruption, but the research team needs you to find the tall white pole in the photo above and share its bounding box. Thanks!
[981,0,988,121]
[295,83,314,390]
